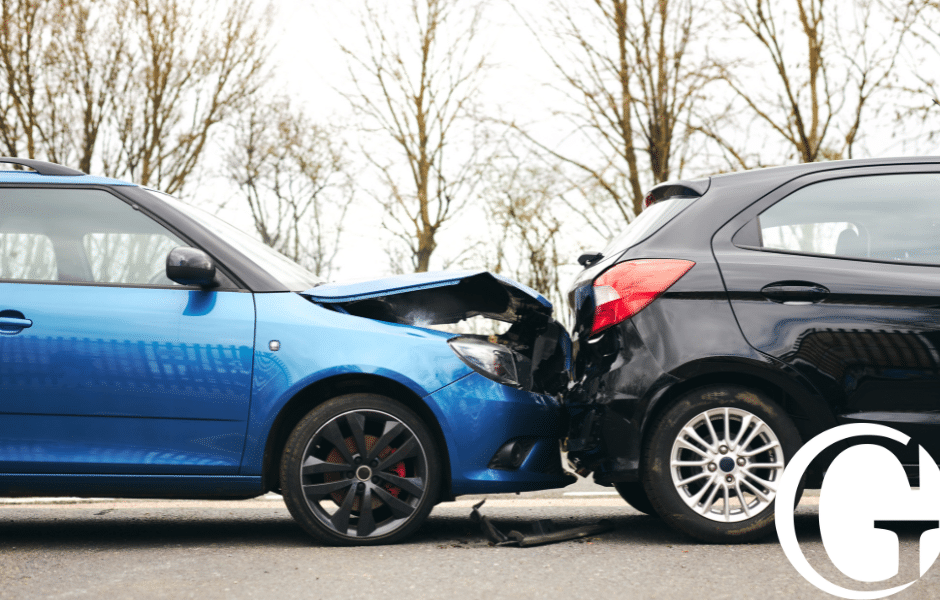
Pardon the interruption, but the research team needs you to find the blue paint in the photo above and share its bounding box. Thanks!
[0,283,255,475]
[424,373,571,495]
[1,285,571,496]
[0,474,263,497]
[241,292,470,473]
[0,172,133,186]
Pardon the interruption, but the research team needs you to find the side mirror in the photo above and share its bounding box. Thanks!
[577,252,603,267]
[166,247,217,287]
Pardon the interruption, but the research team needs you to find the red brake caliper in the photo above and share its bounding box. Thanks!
[324,435,405,508]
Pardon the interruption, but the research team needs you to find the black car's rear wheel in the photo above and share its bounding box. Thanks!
[280,394,440,546]
[642,385,800,543]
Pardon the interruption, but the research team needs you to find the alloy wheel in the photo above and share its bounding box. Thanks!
[668,407,784,523]
[299,409,429,539]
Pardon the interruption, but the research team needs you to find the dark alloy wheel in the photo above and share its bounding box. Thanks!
[642,385,801,543]
[280,394,440,546]
[613,481,658,516]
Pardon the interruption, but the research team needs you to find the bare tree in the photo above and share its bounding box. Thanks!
[52,0,133,173]
[0,0,127,167]
[484,155,567,308]
[898,1,940,148]
[334,0,490,272]
[0,0,270,194]
[0,0,52,159]
[224,97,352,278]
[105,0,270,194]
[711,0,921,164]
[513,0,718,235]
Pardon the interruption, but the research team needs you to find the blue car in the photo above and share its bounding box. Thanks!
[0,157,574,545]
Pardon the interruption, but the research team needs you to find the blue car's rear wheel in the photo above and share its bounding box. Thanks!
[280,394,440,545]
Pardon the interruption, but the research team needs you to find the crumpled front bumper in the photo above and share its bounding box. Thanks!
[425,372,575,496]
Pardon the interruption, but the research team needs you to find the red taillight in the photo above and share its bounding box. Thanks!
[590,259,695,336]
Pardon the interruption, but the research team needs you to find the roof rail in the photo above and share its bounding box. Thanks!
[644,177,710,208]
[0,157,85,176]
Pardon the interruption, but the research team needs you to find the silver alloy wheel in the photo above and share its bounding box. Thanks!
[669,407,784,523]
[299,409,429,539]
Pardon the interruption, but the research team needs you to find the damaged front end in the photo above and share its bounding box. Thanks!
[302,270,571,397]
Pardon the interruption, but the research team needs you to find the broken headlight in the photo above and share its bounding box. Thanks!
[448,336,532,389]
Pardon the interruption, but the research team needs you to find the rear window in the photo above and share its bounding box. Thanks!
[601,196,698,257]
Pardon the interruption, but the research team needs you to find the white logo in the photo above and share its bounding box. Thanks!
[776,424,940,599]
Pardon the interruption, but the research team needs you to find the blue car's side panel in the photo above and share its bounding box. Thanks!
[241,292,472,474]
[0,474,263,498]
[423,373,571,495]
[0,283,255,474]
[0,415,248,474]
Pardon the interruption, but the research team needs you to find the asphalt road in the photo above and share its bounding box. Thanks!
[1,478,937,600]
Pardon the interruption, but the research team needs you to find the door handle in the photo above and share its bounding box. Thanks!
[760,282,829,304]
[0,314,32,334]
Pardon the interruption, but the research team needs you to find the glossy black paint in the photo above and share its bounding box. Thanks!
[566,157,940,487]
[166,247,217,287]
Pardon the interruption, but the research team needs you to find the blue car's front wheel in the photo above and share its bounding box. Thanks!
[280,394,441,545]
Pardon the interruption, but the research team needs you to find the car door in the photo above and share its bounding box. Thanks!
[712,166,940,465]
[0,186,255,474]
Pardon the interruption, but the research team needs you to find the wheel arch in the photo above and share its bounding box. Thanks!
[638,359,837,454]
[260,373,453,500]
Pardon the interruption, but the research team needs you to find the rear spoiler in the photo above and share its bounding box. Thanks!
[643,177,710,208]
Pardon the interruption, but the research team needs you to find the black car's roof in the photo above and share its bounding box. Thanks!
[708,156,940,193]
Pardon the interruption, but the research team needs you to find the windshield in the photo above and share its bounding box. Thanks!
[148,189,323,290]
[601,196,698,257]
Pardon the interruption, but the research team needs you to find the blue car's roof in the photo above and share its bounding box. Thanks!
[0,171,135,186]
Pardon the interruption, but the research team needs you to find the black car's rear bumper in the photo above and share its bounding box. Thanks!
[564,319,676,484]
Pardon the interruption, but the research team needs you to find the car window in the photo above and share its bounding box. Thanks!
[601,196,698,257]
[757,173,940,265]
[82,233,182,284]
[0,233,57,280]
[0,188,186,285]
[761,222,858,255]
[147,189,323,290]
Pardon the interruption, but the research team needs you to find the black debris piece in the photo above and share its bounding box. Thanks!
[470,499,614,547]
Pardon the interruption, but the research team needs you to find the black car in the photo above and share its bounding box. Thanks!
[565,157,940,543]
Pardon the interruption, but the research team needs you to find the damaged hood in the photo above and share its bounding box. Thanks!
[302,270,553,326]
[304,270,570,396]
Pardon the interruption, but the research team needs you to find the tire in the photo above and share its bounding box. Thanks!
[280,394,441,546]
[642,385,801,543]
[614,482,658,516]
